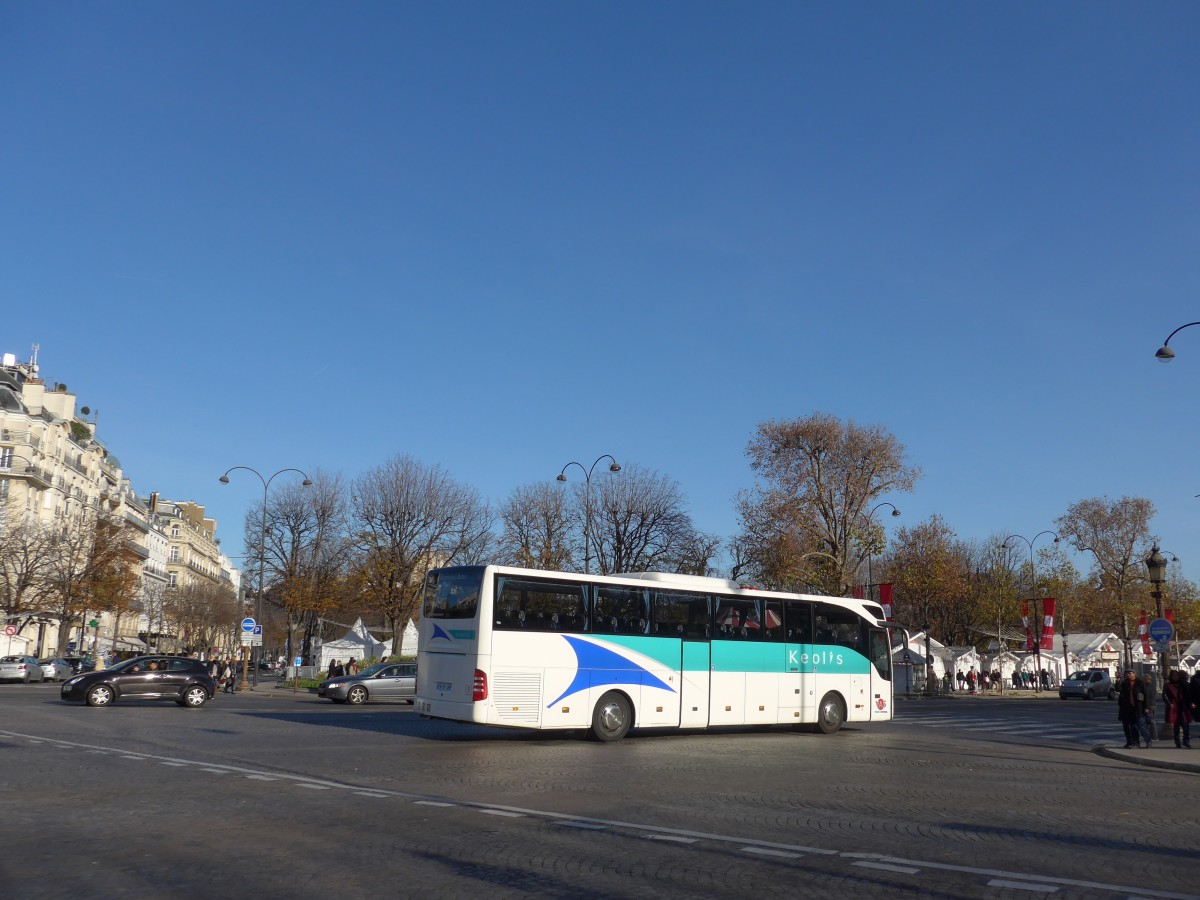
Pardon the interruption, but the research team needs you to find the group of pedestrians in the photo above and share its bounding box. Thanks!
[325,658,359,679]
[1117,668,1200,749]
[207,657,240,694]
[944,667,1052,693]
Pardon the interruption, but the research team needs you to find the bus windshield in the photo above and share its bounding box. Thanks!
[423,567,484,619]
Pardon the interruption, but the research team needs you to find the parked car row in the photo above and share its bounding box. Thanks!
[0,655,45,683]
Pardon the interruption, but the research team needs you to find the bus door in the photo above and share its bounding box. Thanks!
[777,600,813,722]
[868,626,893,720]
[654,590,710,728]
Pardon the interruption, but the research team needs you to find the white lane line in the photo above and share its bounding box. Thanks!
[160,762,186,767]
[742,846,803,859]
[479,809,525,818]
[246,775,277,781]
[296,784,329,791]
[853,861,921,875]
[414,800,455,807]
[556,821,607,831]
[355,792,388,798]
[201,768,228,774]
[987,878,1058,893]
[643,834,698,844]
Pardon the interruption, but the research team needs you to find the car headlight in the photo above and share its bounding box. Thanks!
[62,677,80,688]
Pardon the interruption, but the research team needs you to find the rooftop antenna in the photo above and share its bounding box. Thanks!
[29,343,39,374]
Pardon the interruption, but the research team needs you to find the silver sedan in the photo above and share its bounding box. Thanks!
[39,658,74,682]
[319,662,416,705]
[0,655,46,683]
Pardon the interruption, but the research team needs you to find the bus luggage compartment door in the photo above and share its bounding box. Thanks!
[679,640,710,728]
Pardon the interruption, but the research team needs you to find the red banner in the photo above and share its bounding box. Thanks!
[1022,601,1033,652]
[1139,610,1151,656]
[1039,598,1056,651]
[851,585,865,600]
[878,583,894,621]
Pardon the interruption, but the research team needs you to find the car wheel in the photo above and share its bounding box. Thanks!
[816,692,845,734]
[182,685,208,708]
[589,691,632,742]
[347,686,368,705]
[86,685,114,707]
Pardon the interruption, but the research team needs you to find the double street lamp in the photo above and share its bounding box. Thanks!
[1002,530,1059,692]
[557,455,620,575]
[219,466,312,690]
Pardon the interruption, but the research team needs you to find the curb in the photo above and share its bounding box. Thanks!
[1093,745,1200,774]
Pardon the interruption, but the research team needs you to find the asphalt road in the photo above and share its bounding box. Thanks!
[2,682,1197,899]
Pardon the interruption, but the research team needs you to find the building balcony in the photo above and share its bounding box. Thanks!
[124,540,150,560]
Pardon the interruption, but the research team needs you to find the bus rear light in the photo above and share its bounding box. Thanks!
[472,669,488,702]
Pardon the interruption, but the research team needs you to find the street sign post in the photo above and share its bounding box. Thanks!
[240,617,257,633]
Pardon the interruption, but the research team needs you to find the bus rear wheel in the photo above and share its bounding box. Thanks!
[590,691,632,742]
[816,692,845,735]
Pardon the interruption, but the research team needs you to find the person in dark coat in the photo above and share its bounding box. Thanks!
[1117,669,1151,748]
[1163,670,1192,749]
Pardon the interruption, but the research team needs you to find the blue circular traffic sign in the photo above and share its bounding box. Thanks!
[241,617,257,633]
[1148,617,1173,643]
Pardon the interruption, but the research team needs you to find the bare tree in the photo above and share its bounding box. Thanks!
[349,455,491,651]
[736,413,920,593]
[0,509,57,630]
[882,515,973,643]
[497,482,572,570]
[246,471,352,661]
[587,463,699,575]
[1055,496,1155,664]
[164,580,240,655]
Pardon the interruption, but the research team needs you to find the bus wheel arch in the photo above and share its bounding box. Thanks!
[589,690,634,742]
[816,691,846,734]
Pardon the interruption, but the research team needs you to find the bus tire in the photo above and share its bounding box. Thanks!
[590,691,632,742]
[816,692,845,735]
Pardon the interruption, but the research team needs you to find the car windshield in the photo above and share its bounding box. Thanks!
[359,663,391,677]
[1068,671,1090,681]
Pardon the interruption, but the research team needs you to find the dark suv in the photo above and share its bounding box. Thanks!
[60,656,216,708]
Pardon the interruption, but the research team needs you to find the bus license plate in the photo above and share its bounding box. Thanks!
[436,682,452,692]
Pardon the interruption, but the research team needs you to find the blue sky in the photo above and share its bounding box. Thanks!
[3,3,1199,579]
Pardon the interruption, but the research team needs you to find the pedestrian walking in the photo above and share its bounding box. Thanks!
[347,657,359,676]
[329,658,344,679]
[221,659,235,694]
[967,667,977,694]
[1117,669,1151,748]
[956,671,965,692]
[1163,670,1192,749]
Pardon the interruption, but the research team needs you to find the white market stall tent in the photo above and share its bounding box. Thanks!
[316,618,418,673]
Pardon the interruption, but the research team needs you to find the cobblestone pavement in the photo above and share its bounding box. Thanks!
[2,684,1198,899]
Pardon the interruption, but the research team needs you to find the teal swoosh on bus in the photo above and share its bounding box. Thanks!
[595,636,871,674]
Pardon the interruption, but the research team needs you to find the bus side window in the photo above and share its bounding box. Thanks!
[786,601,813,643]
[653,591,710,640]
[714,597,760,641]
[762,600,785,642]
[594,586,648,635]
[495,578,587,633]
[816,602,866,654]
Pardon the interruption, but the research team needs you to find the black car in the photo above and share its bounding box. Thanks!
[60,655,216,708]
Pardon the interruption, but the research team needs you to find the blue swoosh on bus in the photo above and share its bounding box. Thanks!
[547,636,676,708]
[431,623,453,642]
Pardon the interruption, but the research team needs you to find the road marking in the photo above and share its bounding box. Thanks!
[556,821,607,830]
[1,727,1189,899]
[742,847,803,859]
[643,834,698,843]
[354,792,388,798]
[987,878,1058,893]
[853,861,920,874]
[246,775,276,781]
[201,768,228,774]
[480,809,525,818]
[296,783,329,790]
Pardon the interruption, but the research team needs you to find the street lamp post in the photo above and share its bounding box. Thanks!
[1154,322,1200,361]
[557,455,620,575]
[1002,531,1059,693]
[1145,545,1169,680]
[859,502,900,602]
[219,466,312,690]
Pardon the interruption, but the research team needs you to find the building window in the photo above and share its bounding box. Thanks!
[0,448,12,468]
[169,546,179,562]
[0,479,8,501]
[168,573,177,588]
[171,525,179,537]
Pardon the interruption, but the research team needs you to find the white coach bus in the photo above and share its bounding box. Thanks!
[415,565,893,741]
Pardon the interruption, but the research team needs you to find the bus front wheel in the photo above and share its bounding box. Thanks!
[590,691,632,742]
[816,692,845,735]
